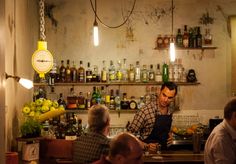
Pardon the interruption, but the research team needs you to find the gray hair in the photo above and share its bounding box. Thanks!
[88,104,110,133]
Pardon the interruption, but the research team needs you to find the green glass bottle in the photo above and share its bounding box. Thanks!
[162,62,169,82]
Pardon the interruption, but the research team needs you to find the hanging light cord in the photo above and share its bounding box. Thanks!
[89,0,137,29]
[171,0,174,40]
[39,0,46,41]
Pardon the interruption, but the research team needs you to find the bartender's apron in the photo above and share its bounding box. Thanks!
[143,114,172,150]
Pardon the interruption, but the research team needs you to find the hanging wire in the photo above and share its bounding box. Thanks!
[39,0,46,41]
[171,0,174,35]
[89,0,136,29]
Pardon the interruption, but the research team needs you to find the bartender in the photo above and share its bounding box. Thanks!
[127,82,178,152]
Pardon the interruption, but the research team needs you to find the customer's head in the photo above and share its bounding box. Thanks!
[88,104,110,134]
[159,82,178,107]
[224,99,236,130]
[109,132,143,164]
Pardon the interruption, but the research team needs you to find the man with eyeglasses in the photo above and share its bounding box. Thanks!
[127,82,178,153]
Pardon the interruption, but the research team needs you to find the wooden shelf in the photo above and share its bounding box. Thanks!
[34,82,200,87]
[65,109,138,114]
[154,46,217,50]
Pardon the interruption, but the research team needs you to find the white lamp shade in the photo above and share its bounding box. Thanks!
[170,42,176,62]
[93,25,99,46]
[19,78,34,89]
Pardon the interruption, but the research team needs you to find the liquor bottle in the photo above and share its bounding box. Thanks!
[65,59,71,82]
[85,91,92,109]
[168,62,174,82]
[116,60,122,82]
[188,28,195,48]
[162,62,169,82]
[114,89,121,110]
[77,92,85,110]
[100,86,106,105]
[204,28,212,45]
[109,89,115,110]
[96,86,102,104]
[86,62,92,82]
[182,25,189,48]
[120,93,129,110]
[135,61,141,82]
[129,96,137,110]
[109,60,116,82]
[105,89,110,108]
[91,86,97,105]
[49,62,57,85]
[141,65,148,83]
[59,60,66,82]
[149,64,155,82]
[176,28,183,47]
[156,34,163,48]
[122,58,128,82]
[196,26,202,48]
[70,61,77,83]
[155,64,162,82]
[65,117,77,140]
[138,96,145,110]
[128,64,135,82]
[47,86,58,101]
[144,86,151,104]
[173,60,179,82]
[67,87,77,109]
[92,65,100,82]
[78,60,85,83]
[58,93,66,108]
[101,60,107,82]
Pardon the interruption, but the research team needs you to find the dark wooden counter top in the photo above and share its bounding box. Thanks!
[143,150,204,164]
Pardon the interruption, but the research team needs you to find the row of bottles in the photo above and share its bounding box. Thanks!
[41,85,161,111]
[35,58,190,85]
[156,25,212,49]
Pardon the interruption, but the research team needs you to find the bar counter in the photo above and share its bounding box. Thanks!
[143,150,204,164]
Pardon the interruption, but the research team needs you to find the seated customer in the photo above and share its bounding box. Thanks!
[73,105,111,164]
[93,132,143,164]
[204,99,236,164]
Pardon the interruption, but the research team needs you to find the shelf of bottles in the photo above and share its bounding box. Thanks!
[154,25,216,52]
[34,81,200,87]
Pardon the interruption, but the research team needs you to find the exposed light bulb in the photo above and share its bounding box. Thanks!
[170,42,176,62]
[93,21,99,46]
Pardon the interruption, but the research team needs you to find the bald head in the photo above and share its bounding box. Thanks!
[109,132,143,164]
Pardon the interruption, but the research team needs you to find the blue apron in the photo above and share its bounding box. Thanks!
[143,114,172,150]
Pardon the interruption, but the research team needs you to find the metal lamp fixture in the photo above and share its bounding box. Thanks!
[5,73,33,89]
[170,0,176,62]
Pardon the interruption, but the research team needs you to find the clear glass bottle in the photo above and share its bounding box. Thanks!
[141,64,149,83]
[122,58,128,82]
[116,60,122,82]
[109,60,116,82]
[149,64,155,82]
[114,89,121,110]
[204,28,212,45]
[101,60,107,82]
[135,61,141,82]
[155,64,162,82]
[128,64,135,82]
[78,60,85,83]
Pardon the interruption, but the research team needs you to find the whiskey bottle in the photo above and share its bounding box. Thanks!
[114,89,121,110]
[65,60,71,82]
[85,91,92,109]
[86,62,92,82]
[141,64,148,83]
[176,28,183,47]
[70,61,77,83]
[122,58,128,82]
[92,65,100,82]
[78,92,85,110]
[182,25,189,48]
[109,89,115,110]
[59,60,66,82]
[78,60,85,83]
[120,93,129,110]
[196,26,202,48]
[49,62,57,85]
[116,60,122,82]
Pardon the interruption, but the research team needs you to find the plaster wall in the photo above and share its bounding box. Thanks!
[43,0,236,126]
